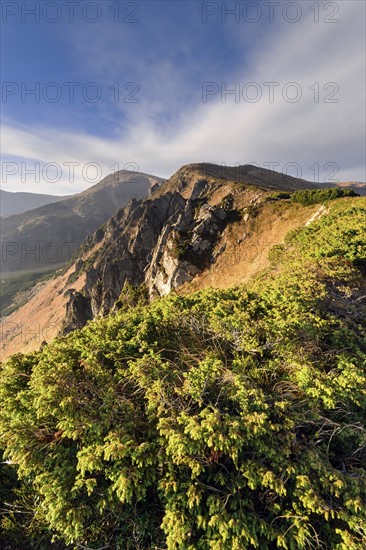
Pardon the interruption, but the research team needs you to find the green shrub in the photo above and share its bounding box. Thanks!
[114,281,149,309]
[0,199,365,549]
[269,192,291,200]
[170,230,193,260]
[290,187,358,206]
[284,204,366,264]
[268,243,286,264]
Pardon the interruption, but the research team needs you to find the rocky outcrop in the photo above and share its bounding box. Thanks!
[63,291,93,334]
[146,199,229,296]
[305,205,329,226]
[58,162,328,334]
[62,178,236,332]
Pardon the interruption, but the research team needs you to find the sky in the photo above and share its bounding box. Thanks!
[1,0,365,194]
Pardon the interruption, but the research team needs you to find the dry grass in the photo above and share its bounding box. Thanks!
[0,170,321,360]
[181,201,318,292]
[1,266,86,361]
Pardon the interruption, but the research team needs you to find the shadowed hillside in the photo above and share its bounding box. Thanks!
[0,190,73,218]
[0,170,165,274]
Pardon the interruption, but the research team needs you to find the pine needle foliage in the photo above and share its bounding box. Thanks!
[1,198,365,549]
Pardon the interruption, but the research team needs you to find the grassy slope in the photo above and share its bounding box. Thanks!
[0,270,56,317]
[0,197,365,549]
[0,188,319,360]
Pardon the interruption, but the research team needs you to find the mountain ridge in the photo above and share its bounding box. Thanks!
[2,162,361,359]
[0,170,165,274]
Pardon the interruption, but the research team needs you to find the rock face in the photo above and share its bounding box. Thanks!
[83,193,182,317]
[60,162,328,334]
[146,197,229,297]
[63,291,93,334]
[62,177,234,332]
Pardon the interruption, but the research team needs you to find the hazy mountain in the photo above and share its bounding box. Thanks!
[0,189,73,217]
[3,162,361,358]
[0,170,165,274]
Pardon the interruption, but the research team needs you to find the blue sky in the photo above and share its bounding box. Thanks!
[1,0,365,193]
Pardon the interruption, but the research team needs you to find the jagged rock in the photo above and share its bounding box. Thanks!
[81,190,231,309]
[149,182,160,195]
[191,238,211,252]
[249,194,262,205]
[63,288,76,298]
[57,163,318,334]
[191,179,209,200]
[63,292,92,334]
[212,207,227,221]
[75,259,83,271]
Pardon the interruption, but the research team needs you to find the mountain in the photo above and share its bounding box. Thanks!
[0,189,73,218]
[0,176,365,549]
[0,170,165,274]
[2,162,359,359]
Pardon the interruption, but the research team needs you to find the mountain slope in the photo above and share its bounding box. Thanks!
[0,195,365,549]
[0,170,164,274]
[1,163,358,359]
[0,189,73,218]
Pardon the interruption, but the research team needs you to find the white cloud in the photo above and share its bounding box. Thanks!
[1,0,365,193]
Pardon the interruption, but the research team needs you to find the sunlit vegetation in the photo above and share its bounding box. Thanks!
[0,198,365,549]
[290,187,358,205]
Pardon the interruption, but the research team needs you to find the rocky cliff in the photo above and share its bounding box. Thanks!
[60,163,320,332]
[1,163,338,358]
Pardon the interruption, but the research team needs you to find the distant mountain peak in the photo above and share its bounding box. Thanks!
[0,170,166,274]
[1,161,363,359]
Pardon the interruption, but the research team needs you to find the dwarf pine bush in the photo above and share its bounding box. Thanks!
[290,187,358,206]
[0,198,365,549]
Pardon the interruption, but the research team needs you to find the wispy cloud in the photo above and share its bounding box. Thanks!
[1,0,365,193]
